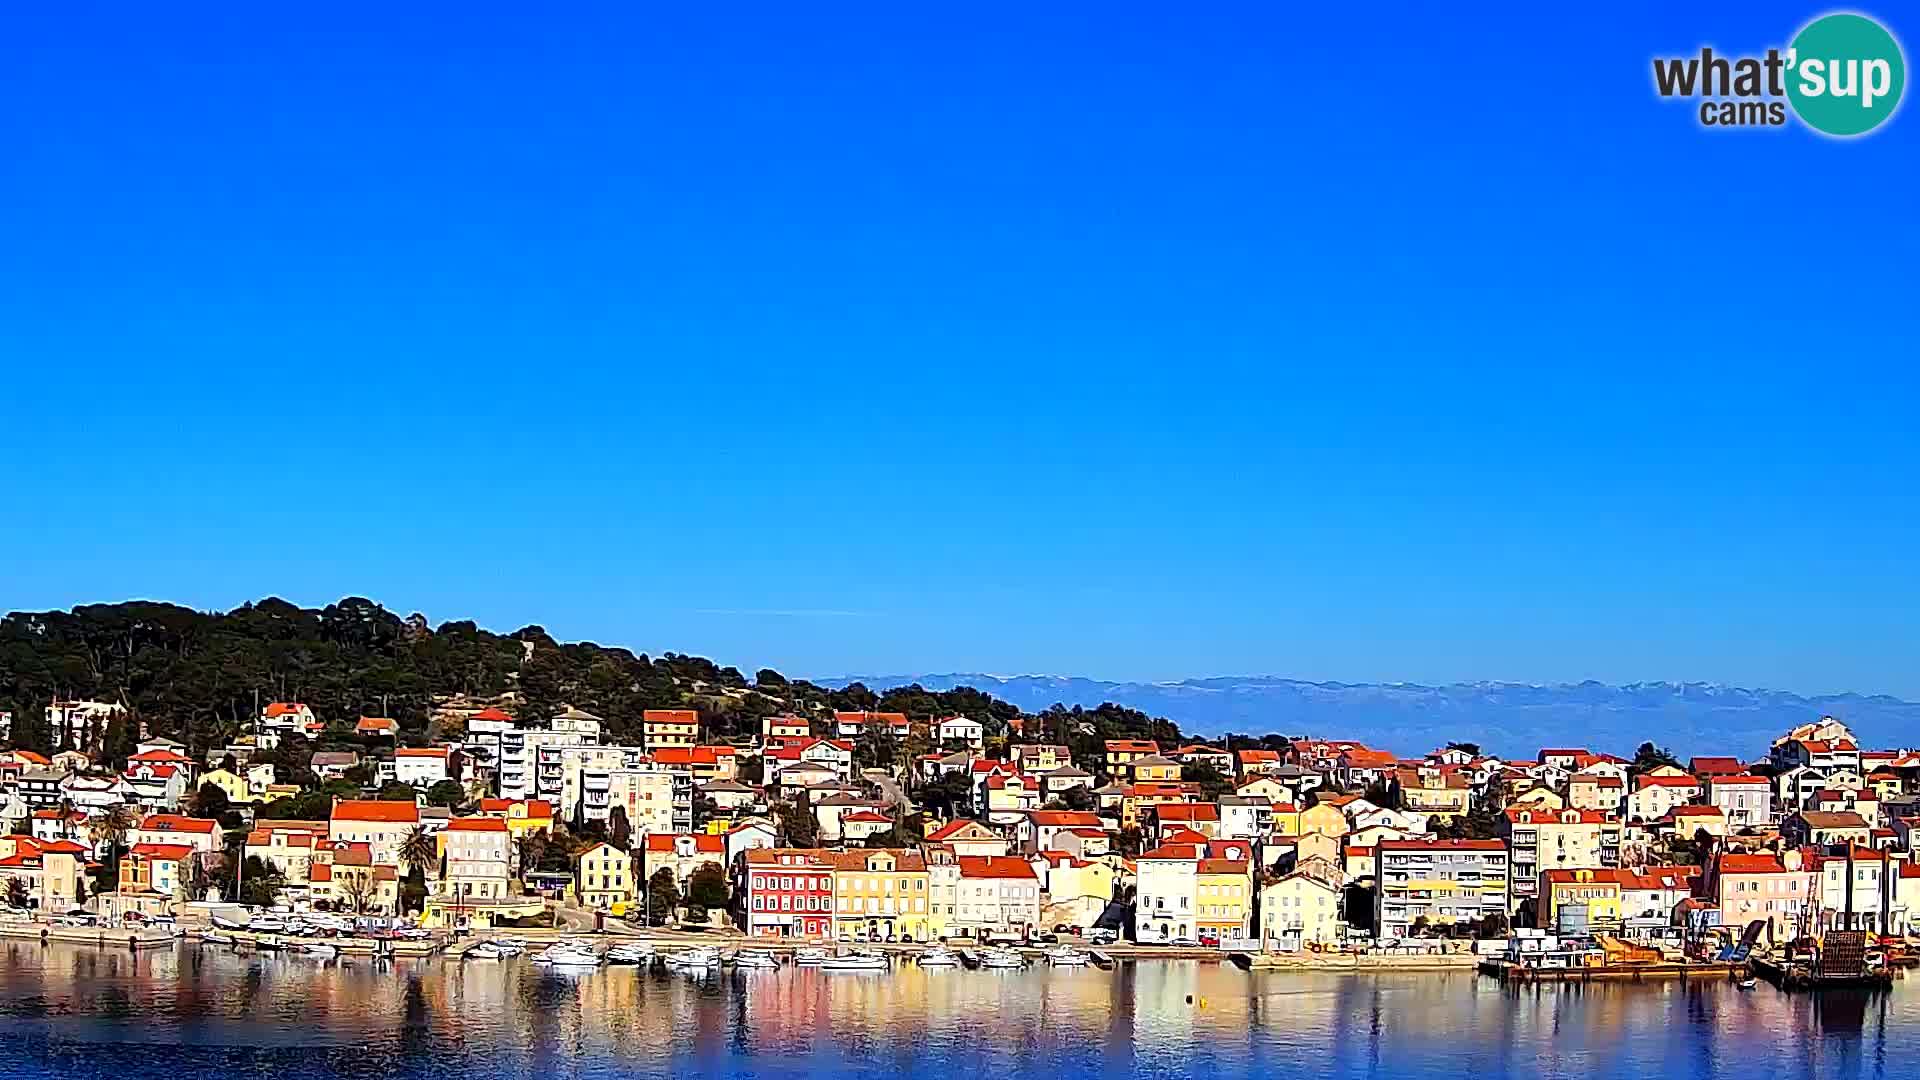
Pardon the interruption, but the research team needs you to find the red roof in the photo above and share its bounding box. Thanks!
[1341,749,1397,767]
[470,707,514,722]
[355,716,398,733]
[263,702,307,718]
[1105,740,1158,753]
[395,747,448,758]
[138,814,217,834]
[842,810,892,824]
[1028,811,1103,827]
[1688,756,1744,776]
[644,709,699,724]
[1153,803,1220,822]
[478,798,554,818]
[1710,774,1769,786]
[1718,853,1788,874]
[129,842,195,860]
[128,749,193,765]
[957,855,1037,880]
[643,832,725,854]
[444,817,507,832]
[1237,750,1281,764]
[330,800,420,824]
[1636,775,1701,789]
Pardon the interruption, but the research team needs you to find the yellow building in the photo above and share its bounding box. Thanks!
[643,708,700,751]
[1038,851,1115,929]
[1130,755,1182,783]
[198,767,255,805]
[477,798,555,838]
[575,842,636,911]
[1260,870,1343,947]
[1121,782,1193,830]
[822,848,931,942]
[1539,868,1625,931]
[1195,854,1253,941]
[1104,739,1159,780]
[1299,801,1350,841]
[1395,769,1471,821]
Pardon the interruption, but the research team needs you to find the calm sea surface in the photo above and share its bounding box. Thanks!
[0,942,1912,1079]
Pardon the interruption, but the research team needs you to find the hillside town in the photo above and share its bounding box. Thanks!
[2,697,1917,959]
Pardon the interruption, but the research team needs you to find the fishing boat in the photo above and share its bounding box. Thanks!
[732,950,780,969]
[979,947,1026,969]
[819,952,890,971]
[792,947,829,966]
[1046,947,1091,967]
[917,946,961,967]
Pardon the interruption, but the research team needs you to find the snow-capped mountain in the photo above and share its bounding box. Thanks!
[816,673,1920,758]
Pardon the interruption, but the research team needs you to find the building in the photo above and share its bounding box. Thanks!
[606,767,685,835]
[1218,795,1276,841]
[328,799,420,867]
[1714,850,1809,943]
[474,798,555,838]
[1783,810,1873,848]
[308,842,400,915]
[1337,748,1398,790]
[1707,774,1773,829]
[1134,842,1200,941]
[744,848,834,937]
[574,842,635,911]
[1395,768,1472,821]
[1501,807,1619,917]
[1011,744,1070,772]
[762,714,812,740]
[952,855,1040,940]
[391,747,452,788]
[1148,802,1221,844]
[258,701,323,748]
[642,832,726,890]
[119,842,193,901]
[437,817,512,903]
[1539,868,1626,932]
[1195,844,1254,943]
[309,751,360,781]
[819,848,930,942]
[1260,871,1343,948]
[244,819,329,884]
[355,716,399,739]
[1374,839,1510,938]
[1628,775,1703,823]
[133,814,223,856]
[1104,740,1159,780]
[1130,755,1182,783]
[1620,865,1701,935]
[642,709,700,751]
[0,837,87,910]
[1035,850,1114,930]
[925,818,1011,857]
[1568,772,1626,815]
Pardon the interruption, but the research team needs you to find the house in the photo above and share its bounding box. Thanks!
[1688,756,1745,780]
[1714,850,1809,942]
[1628,775,1703,823]
[745,848,835,937]
[1374,839,1510,938]
[1236,749,1286,778]
[822,848,931,942]
[355,716,399,739]
[245,820,329,884]
[328,799,420,867]
[0,837,87,911]
[1811,846,1898,933]
[1568,772,1626,815]
[641,832,726,890]
[1148,803,1221,844]
[1130,755,1182,783]
[258,701,324,748]
[1619,865,1701,934]
[642,709,700,751]
[982,772,1041,825]
[1196,842,1254,943]
[28,809,90,852]
[1011,744,1070,772]
[1103,740,1159,780]
[1040,765,1094,800]
[120,842,194,902]
[1171,745,1234,775]
[1134,842,1200,942]
[762,714,813,740]
[59,773,130,814]
[50,750,91,774]
[934,715,984,750]
[309,751,360,780]
[390,747,452,788]
[1697,773,1769,830]
[436,816,513,904]
[1507,782,1565,810]
[814,796,892,842]
[1218,795,1276,841]
[308,842,400,915]
[1662,804,1726,841]
[474,797,555,837]
[834,711,910,740]
[1783,810,1873,849]
[121,757,191,808]
[1539,868,1626,932]
[725,819,779,866]
[952,855,1040,940]
[649,745,742,784]
[1538,748,1594,772]
[700,779,759,813]
[133,814,223,856]
[197,767,254,806]
[770,760,838,800]
[1394,768,1472,821]
[1298,801,1351,841]
[1261,871,1343,948]
[1337,748,1398,790]
[925,818,1011,857]
[574,842,635,911]
[1034,850,1113,929]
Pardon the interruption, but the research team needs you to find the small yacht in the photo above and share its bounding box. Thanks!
[819,952,890,971]
[534,943,604,968]
[301,942,340,959]
[979,947,1026,969]
[605,943,654,965]
[732,950,780,969]
[792,947,830,966]
[665,946,722,972]
[917,946,961,967]
[1046,947,1091,967]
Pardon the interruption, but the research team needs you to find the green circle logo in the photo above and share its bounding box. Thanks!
[1786,13,1906,136]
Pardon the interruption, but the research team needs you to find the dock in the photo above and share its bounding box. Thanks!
[0,923,178,950]
[1477,959,1747,983]
[1750,955,1895,992]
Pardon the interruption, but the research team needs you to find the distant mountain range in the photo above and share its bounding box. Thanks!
[817,674,1920,759]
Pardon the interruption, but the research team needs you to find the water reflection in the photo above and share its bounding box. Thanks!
[0,942,1912,1079]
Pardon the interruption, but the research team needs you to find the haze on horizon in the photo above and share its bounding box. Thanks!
[3,4,1916,701]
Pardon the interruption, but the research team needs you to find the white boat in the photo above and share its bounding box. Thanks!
[249,916,288,933]
[665,946,722,970]
[917,947,961,967]
[252,934,287,952]
[979,948,1026,969]
[792,947,829,966]
[199,929,234,945]
[209,915,247,932]
[605,943,654,964]
[465,941,511,960]
[534,944,603,968]
[301,943,340,958]
[732,950,780,969]
[1046,947,1091,967]
[819,952,890,971]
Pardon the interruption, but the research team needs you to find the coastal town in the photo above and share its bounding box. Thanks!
[1,691,1916,979]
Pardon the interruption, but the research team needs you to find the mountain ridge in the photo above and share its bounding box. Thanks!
[815,673,1920,759]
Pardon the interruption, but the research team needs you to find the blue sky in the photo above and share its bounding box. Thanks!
[3,4,1916,696]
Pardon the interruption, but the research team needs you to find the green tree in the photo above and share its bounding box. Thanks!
[647,867,680,926]
[773,800,819,848]
[1445,741,1482,756]
[399,823,437,912]
[1632,741,1680,773]
[377,781,418,801]
[1181,763,1231,802]
[686,861,729,910]
[424,780,466,810]
[88,803,136,873]
[236,855,286,908]
[4,877,28,909]
[608,806,631,852]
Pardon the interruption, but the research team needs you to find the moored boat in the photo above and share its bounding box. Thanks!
[732,950,780,969]
[819,952,889,971]
[917,946,960,967]
[979,947,1026,969]
[792,947,829,966]
[1046,947,1091,967]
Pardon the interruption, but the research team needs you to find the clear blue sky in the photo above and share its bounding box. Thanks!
[3,5,1916,696]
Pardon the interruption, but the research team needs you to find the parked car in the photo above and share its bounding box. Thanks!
[1170,935,1201,947]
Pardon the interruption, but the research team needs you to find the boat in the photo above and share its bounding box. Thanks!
[249,915,288,933]
[732,950,780,969]
[209,915,247,932]
[917,947,961,967]
[605,943,655,965]
[1046,947,1091,967]
[301,943,340,958]
[665,946,722,970]
[792,947,830,966]
[534,944,604,968]
[819,952,890,971]
[1738,977,1758,989]
[251,935,286,952]
[198,929,234,945]
[466,941,512,960]
[979,947,1026,969]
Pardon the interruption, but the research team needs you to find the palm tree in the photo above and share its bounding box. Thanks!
[399,824,436,879]
[90,804,136,872]
[4,877,29,910]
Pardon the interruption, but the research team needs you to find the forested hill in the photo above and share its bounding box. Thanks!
[0,598,1186,764]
